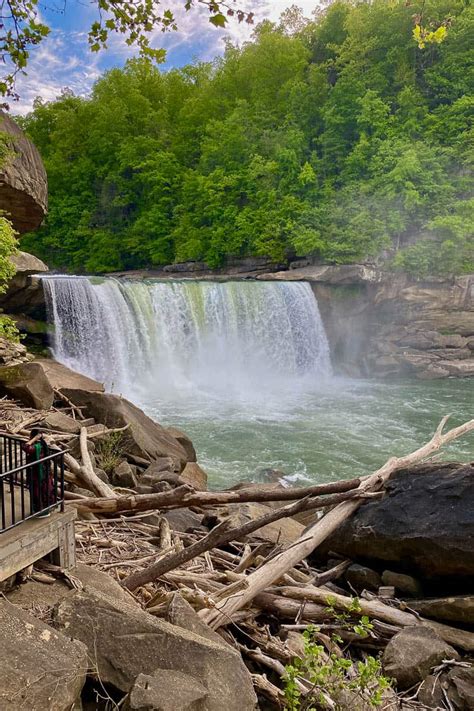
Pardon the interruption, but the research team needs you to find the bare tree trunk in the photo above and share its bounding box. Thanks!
[66,477,361,514]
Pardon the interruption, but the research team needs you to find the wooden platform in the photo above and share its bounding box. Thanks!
[0,507,76,582]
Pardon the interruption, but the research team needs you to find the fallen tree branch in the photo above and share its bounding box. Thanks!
[199,416,474,629]
[66,476,361,514]
[63,428,116,498]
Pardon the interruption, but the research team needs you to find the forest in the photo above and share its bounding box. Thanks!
[19,0,473,276]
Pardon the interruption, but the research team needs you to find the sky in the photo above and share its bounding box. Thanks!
[12,1,320,115]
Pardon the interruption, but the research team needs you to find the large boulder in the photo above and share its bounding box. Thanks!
[0,113,47,234]
[37,358,104,392]
[319,463,474,585]
[60,389,189,465]
[53,589,256,711]
[0,598,87,710]
[0,361,54,409]
[124,672,207,711]
[383,627,459,690]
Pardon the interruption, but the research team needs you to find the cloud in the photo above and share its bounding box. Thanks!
[11,1,320,114]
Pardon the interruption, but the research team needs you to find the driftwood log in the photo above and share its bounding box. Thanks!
[199,416,474,629]
[66,476,362,514]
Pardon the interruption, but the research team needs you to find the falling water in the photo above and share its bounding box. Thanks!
[42,276,473,486]
[42,277,332,403]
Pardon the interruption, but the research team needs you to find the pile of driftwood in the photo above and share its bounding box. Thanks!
[65,416,474,709]
[3,396,474,708]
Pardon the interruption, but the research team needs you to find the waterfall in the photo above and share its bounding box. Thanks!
[42,277,332,405]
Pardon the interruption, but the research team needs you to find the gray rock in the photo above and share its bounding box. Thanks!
[41,410,82,434]
[124,672,208,711]
[419,667,474,710]
[165,427,197,462]
[53,589,256,710]
[381,570,422,597]
[111,460,138,488]
[410,596,474,625]
[346,564,382,593]
[320,463,474,584]
[60,389,189,466]
[0,361,54,409]
[163,509,203,532]
[383,626,459,689]
[0,598,87,710]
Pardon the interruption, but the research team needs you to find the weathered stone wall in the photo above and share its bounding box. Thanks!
[259,265,474,379]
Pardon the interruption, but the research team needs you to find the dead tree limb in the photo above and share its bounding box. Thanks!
[66,477,361,514]
[199,416,474,629]
[63,428,116,498]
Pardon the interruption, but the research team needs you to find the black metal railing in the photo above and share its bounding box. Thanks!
[0,433,65,533]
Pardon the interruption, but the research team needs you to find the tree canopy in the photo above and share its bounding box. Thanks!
[20,0,474,276]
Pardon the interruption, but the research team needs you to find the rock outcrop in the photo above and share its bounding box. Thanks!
[319,462,474,587]
[259,265,474,379]
[1,251,48,320]
[53,588,257,711]
[0,112,47,234]
[0,361,54,409]
[60,388,190,466]
[0,336,34,366]
[0,598,87,710]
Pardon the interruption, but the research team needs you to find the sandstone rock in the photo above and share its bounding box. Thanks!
[214,502,305,545]
[419,668,474,710]
[410,596,474,625]
[446,667,474,710]
[53,589,256,710]
[59,389,189,466]
[383,627,459,689]
[124,671,208,711]
[73,563,139,608]
[381,570,423,597]
[36,359,104,392]
[111,461,138,489]
[319,463,474,584]
[41,410,82,434]
[165,427,197,462]
[163,509,203,532]
[345,564,382,593]
[180,461,208,490]
[0,361,54,409]
[163,594,230,648]
[142,457,181,476]
[0,336,33,366]
[0,113,47,234]
[0,598,87,710]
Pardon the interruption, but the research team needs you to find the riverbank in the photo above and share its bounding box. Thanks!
[0,356,473,710]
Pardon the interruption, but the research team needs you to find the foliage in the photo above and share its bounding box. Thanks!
[95,430,130,475]
[0,214,19,341]
[19,0,473,277]
[0,0,253,102]
[283,620,392,710]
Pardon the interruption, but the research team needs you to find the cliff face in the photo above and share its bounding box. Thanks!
[0,112,47,234]
[259,266,474,379]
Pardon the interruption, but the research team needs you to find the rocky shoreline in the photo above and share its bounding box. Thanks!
[0,357,472,710]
